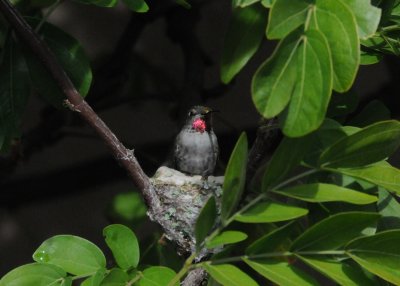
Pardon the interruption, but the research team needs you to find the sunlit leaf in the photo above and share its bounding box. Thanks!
[345,0,381,39]
[378,188,400,231]
[206,231,248,248]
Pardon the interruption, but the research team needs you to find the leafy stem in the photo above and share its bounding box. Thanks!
[167,253,197,286]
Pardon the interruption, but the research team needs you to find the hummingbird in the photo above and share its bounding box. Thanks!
[174,106,219,177]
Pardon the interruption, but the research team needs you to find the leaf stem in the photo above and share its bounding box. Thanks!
[126,272,143,286]
[167,252,196,286]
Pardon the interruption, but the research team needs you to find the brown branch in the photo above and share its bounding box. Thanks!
[0,0,160,209]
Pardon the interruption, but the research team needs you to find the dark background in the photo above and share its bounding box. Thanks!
[0,0,397,275]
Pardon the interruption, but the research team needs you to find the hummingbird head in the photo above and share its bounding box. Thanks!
[186,106,217,133]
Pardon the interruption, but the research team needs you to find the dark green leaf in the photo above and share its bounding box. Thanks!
[347,100,391,127]
[0,263,66,286]
[139,266,178,286]
[327,91,359,118]
[298,256,376,286]
[195,196,217,249]
[329,161,400,194]
[206,231,247,248]
[103,224,140,269]
[274,183,378,205]
[313,0,360,92]
[24,21,92,107]
[346,230,400,285]
[0,38,30,150]
[262,131,312,191]
[122,0,149,12]
[101,268,129,286]
[246,221,296,255]
[73,0,117,7]
[32,235,106,275]
[319,121,400,168]
[360,51,382,65]
[267,0,311,39]
[221,4,267,84]
[291,212,380,251]
[175,0,191,9]
[378,188,400,230]
[221,133,248,222]
[244,258,318,286]
[345,0,381,39]
[203,263,258,286]
[235,201,308,223]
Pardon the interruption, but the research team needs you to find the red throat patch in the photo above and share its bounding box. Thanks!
[192,118,206,133]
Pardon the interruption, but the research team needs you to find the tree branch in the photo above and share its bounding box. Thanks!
[0,0,160,210]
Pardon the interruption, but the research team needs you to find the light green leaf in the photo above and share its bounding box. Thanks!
[195,196,217,249]
[206,231,248,248]
[244,258,318,286]
[347,100,391,127]
[262,135,312,190]
[122,0,149,13]
[378,188,400,230]
[0,263,66,286]
[329,161,400,194]
[280,29,333,137]
[267,0,312,39]
[221,133,248,222]
[221,3,267,84]
[346,230,400,285]
[24,21,92,107]
[103,224,140,269]
[203,264,258,286]
[345,0,381,39]
[111,192,147,223]
[313,0,360,92]
[246,221,295,255]
[291,212,380,251]
[232,0,260,8]
[298,256,376,286]
[235,201,308,223]
[261,0,273,8]
[360,51,382,65]
[319,121,400,168]
[80,268,106,286]
[101,268,129,286]
[32,235,106,275]
[274,183,378,205]
[139,266,178,286]
[61,277,72,286]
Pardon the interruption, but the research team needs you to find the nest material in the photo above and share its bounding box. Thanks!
[150,166,223,254]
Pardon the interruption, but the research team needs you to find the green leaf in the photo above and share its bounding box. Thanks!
[32,235,106,275]
[206,231,248,248]
[221,133,248,222]
[195,196,217,249]
[313,0,360,92]
[330,161,400,194]
[73,0,117,7]
[280,29,332,136]
[347,100,391,127]
[139,266,178,286]
[101,268,129,286]
[246,221,295,255]
[235,201,308,223]
[267,0,312,39]
[274,183,378,205]
[103,224,140,269]
[298,256,376,286]
[360,50,382,65]
[291,212,380,251]
[221,4,267,84]
[263,136,312,192]
[24,21,92,107]
[112,192,147,223]
[327,91,359,118]
[0,38,30,150]
[80,268,106,286]
[244,258,318,286]
[346,230,400,285]
[319,121,400,168]
[0,263,66,286]
[345,0,381,39]
[122,0,149,13]
[378,188,400,230]
[232,0,260,7]
[175,0,191,9]
[61,277,72,286]
[203,264,258,286]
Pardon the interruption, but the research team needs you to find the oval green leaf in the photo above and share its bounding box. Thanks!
[346,230,400,285]
[235,201,308,223]
[221,3,267,84]
[221,133,248,222]
[195,196,217,249]
[32,235,106,275]
[101,268,129,286]
[122,0,149,13]
[80,268,106,286]
[319,121,400,168]
[274,183,378,205]
[206,231,248,249]
[0,263,66,286]
[203,263,258,286]
[345,0,381,39]
[291,212,380,252]
[139,266,178,286]
[103,224,140,269]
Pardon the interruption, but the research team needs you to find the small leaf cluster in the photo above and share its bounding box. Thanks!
[0,224,178,286]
